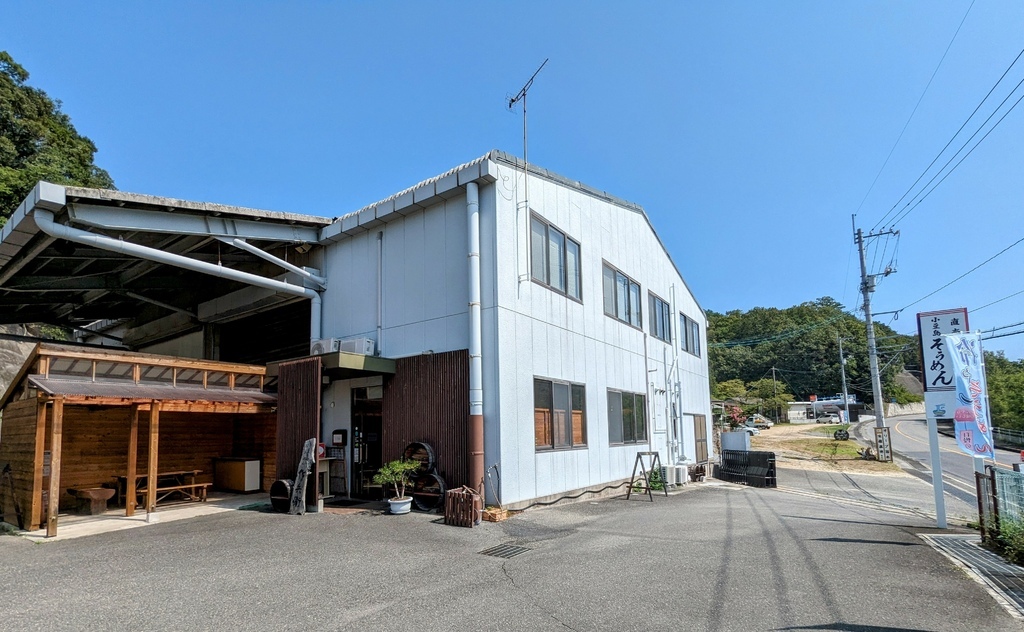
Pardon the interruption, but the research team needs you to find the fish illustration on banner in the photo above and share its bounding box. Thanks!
[942,332,994,459]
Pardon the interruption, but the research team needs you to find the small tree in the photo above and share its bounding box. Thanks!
[372,459,422,500]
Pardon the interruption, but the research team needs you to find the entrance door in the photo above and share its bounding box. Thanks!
[351,387,383,499]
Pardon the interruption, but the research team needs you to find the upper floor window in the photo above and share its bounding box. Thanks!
[649,292,671,343]
[680,313,701,357]
[531,215,581,300]
[602,263,641,328]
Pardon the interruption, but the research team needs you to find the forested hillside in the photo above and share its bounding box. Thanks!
[707,297,920,408]
[1,50,113,224]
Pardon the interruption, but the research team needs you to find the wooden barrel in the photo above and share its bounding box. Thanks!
[412,472,446,511]
[269,479,293,513]
[403,442,437,474]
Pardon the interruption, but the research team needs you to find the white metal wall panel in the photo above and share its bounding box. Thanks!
[489,163,712,505]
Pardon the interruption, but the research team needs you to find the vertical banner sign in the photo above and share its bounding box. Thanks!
[942,332,994,459]
[874,427,893,462]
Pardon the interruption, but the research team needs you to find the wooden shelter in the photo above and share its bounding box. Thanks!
[0,343,277,536]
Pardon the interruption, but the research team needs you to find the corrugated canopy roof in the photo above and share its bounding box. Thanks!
[27,376,276,405]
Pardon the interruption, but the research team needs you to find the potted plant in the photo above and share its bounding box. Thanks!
[373,459,422,514]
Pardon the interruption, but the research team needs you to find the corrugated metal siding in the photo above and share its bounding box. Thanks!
[276,357,322,486]
[383,350,469,489]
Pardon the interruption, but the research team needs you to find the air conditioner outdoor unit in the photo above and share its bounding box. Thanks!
[310,338,341,355]
[339,337,375,356]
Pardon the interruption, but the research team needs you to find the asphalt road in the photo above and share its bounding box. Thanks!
[1,480,1018,631]
[858,415,1017,507]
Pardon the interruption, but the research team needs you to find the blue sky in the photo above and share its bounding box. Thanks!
[3,1,1023,359]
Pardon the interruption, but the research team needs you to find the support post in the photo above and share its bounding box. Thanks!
[926,416,947,529]
[46,397,64,538]
[32,400,46,529]
[855,225,886,430]
[146,401,160,518]
[466,181,485,498]
[126,404,139,517]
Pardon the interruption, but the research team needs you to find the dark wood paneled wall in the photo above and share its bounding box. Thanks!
[0,399,42,528]
[275,357,322,488]
[383,350,469,490]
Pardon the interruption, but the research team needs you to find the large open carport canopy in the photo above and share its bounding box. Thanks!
[0,182,331,352]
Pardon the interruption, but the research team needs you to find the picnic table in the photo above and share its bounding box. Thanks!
[113,470,209,507]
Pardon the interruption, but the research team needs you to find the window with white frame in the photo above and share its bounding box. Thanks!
[607,389,647,445]
[680,313,701,357]
[530,215,581,300]
[649,292,671,343]
[534,378,587,450]
[602,263,641,327]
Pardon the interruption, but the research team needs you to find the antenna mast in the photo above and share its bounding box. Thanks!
[508,58,548,282]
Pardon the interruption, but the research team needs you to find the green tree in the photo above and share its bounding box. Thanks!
[0,51,113,225]
[986,351,1024,430]
[708,297,919,407]
[712,378,747,400]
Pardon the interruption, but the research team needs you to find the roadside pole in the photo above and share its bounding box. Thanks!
[926,415,947,529]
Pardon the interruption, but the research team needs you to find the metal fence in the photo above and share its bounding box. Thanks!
[976,465,1024,544]
[993,427,1024,449]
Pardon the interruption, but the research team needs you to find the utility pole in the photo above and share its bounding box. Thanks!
[508,59,548,284]
[771,367,778,421]
[838,335,850,423]
[853,217,898,430]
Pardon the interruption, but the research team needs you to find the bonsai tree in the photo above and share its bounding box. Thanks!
[372,459,422,500]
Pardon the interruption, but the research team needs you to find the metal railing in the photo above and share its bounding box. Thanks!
[993,427,1024,448]
[977,465,1024,544]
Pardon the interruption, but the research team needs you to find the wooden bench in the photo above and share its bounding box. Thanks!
[136,482,211,506]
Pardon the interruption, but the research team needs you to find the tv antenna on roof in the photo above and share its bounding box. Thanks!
[507,58,548,283]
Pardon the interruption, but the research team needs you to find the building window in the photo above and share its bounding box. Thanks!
[607,389,647,445]
[602,263,641,328]
[693,414,708,463]
[531,215,582,300]
[649,293,671,343]
[534,378,587,450]
[680,313,701,357]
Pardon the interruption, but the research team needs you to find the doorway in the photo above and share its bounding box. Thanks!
[351,386,383,499]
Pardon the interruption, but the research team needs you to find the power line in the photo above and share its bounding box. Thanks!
[872,42,1024,230]
[889,235,1024,314]
[984,329,1024,341]
[889,84,1024,227]
[856,0,976,221]
[975,288,1024,312]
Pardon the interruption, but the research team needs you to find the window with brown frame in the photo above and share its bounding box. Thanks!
[535,378,587,450]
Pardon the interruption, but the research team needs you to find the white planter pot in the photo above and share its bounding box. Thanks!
[388,497,412,515]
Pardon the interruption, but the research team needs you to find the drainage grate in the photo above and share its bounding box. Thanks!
[479,543,532,559]
[923,534,1024,619]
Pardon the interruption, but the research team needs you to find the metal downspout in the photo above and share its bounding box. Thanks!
[466,182,485,499]
[32,209,323,341]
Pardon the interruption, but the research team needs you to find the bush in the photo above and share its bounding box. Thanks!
[995,518,1024,566]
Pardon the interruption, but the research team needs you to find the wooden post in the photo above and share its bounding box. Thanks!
[46,396,64,537]
[126,404,140,517]
[146,401,160,515]
[31,400,46,529]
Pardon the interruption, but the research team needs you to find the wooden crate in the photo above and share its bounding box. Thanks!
[444,486,479,528]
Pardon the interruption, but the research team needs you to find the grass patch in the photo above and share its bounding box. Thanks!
[809,423,850,436]
[785,438,863,461]
[0,521,19,535]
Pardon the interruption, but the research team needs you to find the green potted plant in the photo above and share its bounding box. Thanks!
[373,459,422,514]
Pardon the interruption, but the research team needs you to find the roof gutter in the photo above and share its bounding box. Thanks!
[32,209,322,341]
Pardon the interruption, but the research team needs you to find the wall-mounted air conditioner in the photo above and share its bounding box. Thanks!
[339,337,375,356]
[310,338,341,355]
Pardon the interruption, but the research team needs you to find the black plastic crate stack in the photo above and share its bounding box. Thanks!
[718,450,776,488]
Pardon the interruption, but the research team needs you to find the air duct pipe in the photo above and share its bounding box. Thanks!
[466,182,485,498]
[32,209,322,341]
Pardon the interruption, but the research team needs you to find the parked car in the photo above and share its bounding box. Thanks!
[815,413,840,424]
[741,426,761,436]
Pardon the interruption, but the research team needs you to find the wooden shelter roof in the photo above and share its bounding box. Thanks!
[1,342,274,411]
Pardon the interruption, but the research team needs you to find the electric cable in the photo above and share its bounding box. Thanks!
[872,42,1024,230]
[858,0,976,222]
[975,288,1024,313]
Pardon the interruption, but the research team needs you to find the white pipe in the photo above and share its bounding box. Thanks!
[220,237,327,288]
[467,183,483,416]
[33,209,323,341]
[377,231,384,356]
